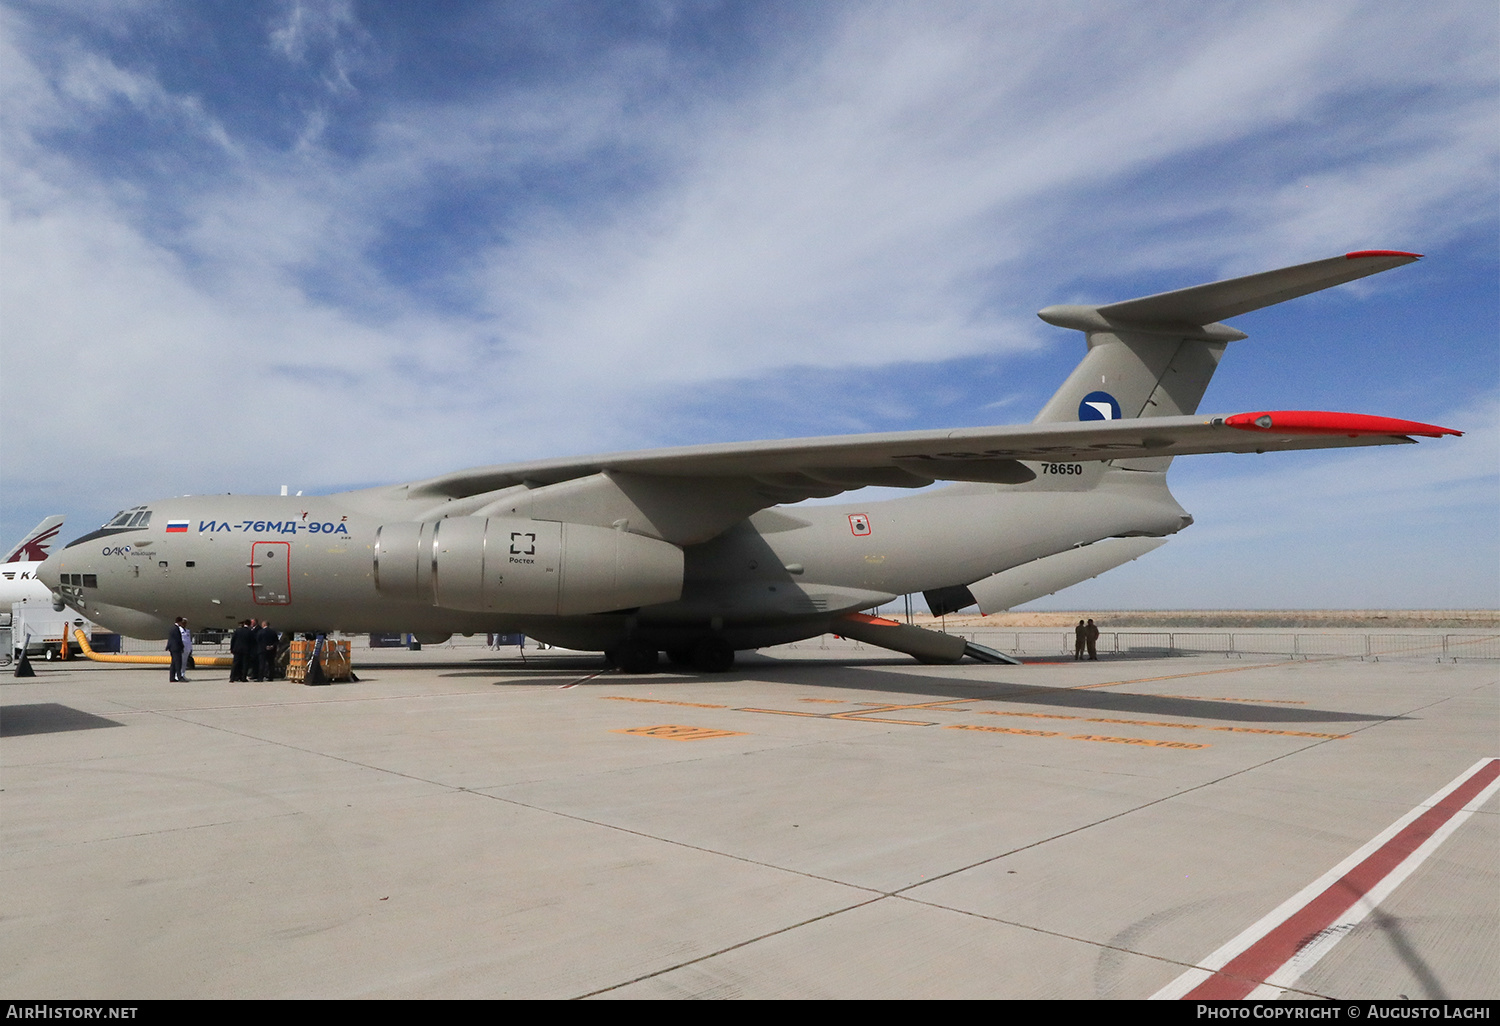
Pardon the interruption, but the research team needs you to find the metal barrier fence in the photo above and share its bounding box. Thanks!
[788,630,1500,661]
[938,630,1500,661]
[120,629,1500,662]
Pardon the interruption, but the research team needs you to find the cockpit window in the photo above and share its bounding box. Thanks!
[104,506,151,528]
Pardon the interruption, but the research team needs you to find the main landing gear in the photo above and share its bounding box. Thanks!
[607,636,735,674]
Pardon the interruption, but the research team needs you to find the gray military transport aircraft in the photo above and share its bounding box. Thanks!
[40,251,1458,672]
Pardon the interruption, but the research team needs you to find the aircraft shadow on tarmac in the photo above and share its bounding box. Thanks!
[1,702,125,737]
[728,663,1396,725]
[420,654,1398,726]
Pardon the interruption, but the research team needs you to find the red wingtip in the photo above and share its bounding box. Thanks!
[1225,411,1461,438]
[1345,250,1422,259]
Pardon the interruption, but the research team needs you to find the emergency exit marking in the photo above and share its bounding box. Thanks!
[848,513,871,536]
[613,725,747,741]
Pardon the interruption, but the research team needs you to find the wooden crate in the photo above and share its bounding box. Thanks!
[287,639,353,683]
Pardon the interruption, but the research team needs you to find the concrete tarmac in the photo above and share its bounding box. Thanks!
[2,647,1495,999]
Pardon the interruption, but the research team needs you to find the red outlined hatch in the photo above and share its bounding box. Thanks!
[249,541,292,605]
[848,513,871,536]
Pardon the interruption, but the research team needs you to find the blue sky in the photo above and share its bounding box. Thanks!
[2,1,1496,609]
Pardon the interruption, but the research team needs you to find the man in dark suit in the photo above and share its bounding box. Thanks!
[256,620,279,681]
[166,616,187,682]
[229,619,254,681]
[1085,618,1100,660]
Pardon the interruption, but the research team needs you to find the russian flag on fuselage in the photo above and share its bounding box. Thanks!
[165,520,190,533]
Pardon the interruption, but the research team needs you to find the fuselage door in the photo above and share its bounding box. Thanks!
[249,541,291,605]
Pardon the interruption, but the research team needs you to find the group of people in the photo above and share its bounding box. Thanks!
[165,617,280,682]
[230,619,281,681]
[1073,618,1101,660]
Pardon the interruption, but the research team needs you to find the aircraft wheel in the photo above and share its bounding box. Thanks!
[665,647,694,668]
[615,640,659,674]
[691,637,735,673]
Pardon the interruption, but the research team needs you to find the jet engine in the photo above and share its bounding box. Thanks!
[373,517,683,615]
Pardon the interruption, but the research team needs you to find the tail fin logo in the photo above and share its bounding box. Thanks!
[1078,391,1121,421]
[8,524,61,562]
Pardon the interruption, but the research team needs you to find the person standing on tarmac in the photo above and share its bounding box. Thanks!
[1085,618,1100,660]
[256,620,279,681]
[229,620,254,682]
[1074,620,1087,660]
[166,616,188,682]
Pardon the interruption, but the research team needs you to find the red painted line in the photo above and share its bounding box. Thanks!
[559,671,607,689]
[1183,758,1500,999]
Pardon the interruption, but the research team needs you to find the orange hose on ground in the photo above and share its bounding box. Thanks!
[71,628,233,667]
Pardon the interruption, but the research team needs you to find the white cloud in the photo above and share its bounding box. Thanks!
[268,0,368,95]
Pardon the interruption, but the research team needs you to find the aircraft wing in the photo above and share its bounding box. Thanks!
[405,410,1459,506]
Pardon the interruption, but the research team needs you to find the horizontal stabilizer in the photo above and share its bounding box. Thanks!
[1038,251,1420,335]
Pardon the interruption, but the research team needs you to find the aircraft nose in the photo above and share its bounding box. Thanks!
[37,553,60,591]
[36,553,66,611]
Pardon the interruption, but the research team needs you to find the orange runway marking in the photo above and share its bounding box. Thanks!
[738,698,973,727]
[601,696,729,709]
[948,724,1062,738]
[946,724,1209,750]
[1068,734,1208,750]
[1156,694,1307,704]
[612,725,747,741]
[1068,662,1293,690]
[973,710,1346,740]
[738,707,828,718]
[830,699,972,726]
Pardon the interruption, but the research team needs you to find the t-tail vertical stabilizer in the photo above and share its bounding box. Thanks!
[1031,252,1422,471]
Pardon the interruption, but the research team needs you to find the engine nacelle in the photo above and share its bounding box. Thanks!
[373,517,683,615]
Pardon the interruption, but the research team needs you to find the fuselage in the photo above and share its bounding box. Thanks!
[0,560,52,608]
[40,466,1189,651]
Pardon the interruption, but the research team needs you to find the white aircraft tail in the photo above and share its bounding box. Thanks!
[1031,251,1421,471]
[5,515,65,564]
